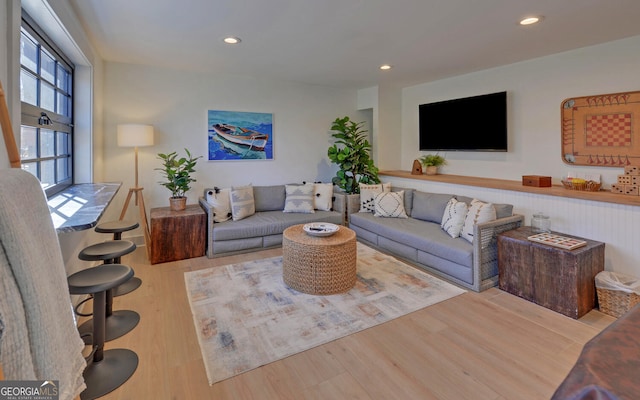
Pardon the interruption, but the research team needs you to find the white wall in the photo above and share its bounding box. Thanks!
[384,35,640,278]
[401,35,640,186]
[102,62,357,220]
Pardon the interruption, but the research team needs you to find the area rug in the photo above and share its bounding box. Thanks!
[184,243,465,385]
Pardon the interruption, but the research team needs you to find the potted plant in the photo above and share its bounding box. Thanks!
[419,154,447,175]
[327,116,380,194]
[327,116,381,222]
[156,148,202,211]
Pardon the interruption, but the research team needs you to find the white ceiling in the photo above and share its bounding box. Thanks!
[69,0,640,89]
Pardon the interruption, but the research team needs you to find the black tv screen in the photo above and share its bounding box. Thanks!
[419,91,507,151]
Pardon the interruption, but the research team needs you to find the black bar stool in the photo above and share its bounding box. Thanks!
[95,220,139,240]
[94,220,142,296]
[68,264,138,400]
[77,240,139,342]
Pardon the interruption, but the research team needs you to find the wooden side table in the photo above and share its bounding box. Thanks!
[150,204,206,264]
[497,227,605,319]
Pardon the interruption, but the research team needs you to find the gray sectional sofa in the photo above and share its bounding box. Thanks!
[199,185,344,258]
[347,188,524,292]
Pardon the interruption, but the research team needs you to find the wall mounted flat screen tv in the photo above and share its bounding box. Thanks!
[419,91,507,151]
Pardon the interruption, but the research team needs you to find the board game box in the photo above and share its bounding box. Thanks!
[527,232,588,250]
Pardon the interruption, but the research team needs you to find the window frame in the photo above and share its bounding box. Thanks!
[20,11,75,197]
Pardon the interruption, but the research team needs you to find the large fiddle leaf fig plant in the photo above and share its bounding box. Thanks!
[327,116,380,194]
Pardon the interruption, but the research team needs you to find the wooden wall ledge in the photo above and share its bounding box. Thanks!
[380,170,640,207]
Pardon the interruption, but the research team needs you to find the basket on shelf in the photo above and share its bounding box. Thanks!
[597,287,640,318]
[561,179,602,192]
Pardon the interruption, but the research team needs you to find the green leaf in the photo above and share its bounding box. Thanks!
[324,116,380,193]
[155,148,202,197]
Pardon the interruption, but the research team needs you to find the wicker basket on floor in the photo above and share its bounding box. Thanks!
[597,287,640,318]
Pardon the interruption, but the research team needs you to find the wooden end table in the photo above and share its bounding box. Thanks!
[282,224,357,295]
[150,204,206,264]
[497,226,605,319]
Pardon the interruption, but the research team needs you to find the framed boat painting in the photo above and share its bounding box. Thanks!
[208,110,273,161]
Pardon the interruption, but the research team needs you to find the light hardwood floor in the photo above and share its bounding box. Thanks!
[97,246,614,400]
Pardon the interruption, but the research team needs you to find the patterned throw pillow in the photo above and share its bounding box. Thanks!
[374,191,408,218]
[461,199,497,243]
[230,185,255,221]
[359,182,391,213]
[283,184,315,213]
[441,198,468,238]
[206,187,232,222]
[306,182,333,211]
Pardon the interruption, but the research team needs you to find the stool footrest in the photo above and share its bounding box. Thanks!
[113,276,142,297]
[74,295,94,317]
[78,310,140,344]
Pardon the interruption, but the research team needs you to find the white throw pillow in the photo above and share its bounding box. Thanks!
[283,184,315,213]
[306,182,333,211]
[230,185,255,221]
[461,199,497,243]
[441,198,468,238]
[206,187,232,222]
[374,191,408,218]
[359,182,391,213]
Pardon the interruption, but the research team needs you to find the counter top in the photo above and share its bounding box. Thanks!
[48,183,121,233]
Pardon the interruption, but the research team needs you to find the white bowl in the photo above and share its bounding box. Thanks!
[303,222,340,237]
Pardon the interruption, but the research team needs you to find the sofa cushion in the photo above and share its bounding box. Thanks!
[441,197,467,238]
[212,210,342,241]
[307,182,333,211]
[456,195,513,219]
[374,191,408,218]
[349,212,473,268]
[417,250,473,285]
[230,185,255,221]
[456,195,473,206]
[411,191,453,224]
[359,182,391,213]
[253,185,286,212]
[493,203,513,219]
[283,184,315,213]
[206,187,232,222]
[461,199,497,243]
[391,187,414,216]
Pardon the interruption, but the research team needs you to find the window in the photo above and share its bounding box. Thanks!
[20,13,74,197]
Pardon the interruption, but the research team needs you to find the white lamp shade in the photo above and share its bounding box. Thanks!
[117,124,154,147]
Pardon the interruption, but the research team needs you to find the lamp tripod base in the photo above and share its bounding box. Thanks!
[120,187,151,259]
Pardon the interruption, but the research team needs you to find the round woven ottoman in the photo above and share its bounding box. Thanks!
[282,224,357,295]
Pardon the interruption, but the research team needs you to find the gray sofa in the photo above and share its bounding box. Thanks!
[199,185,344,258]
[347,188,524,292]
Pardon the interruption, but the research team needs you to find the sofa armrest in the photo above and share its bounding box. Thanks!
[199,197,215,258]
[472,214,524,291]
[331,192,346,222]
[332,192,360,225]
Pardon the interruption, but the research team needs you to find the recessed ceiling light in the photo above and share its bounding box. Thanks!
[223,37,241,44]
[519,16,543,26]
[380,64,392,70]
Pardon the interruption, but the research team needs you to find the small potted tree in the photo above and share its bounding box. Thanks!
[419,154,447,175]
[327,116,380,193]
[156,148,202,211]
[327,116,381,221]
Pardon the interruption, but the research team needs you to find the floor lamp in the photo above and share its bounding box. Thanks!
[117,124,154,257]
